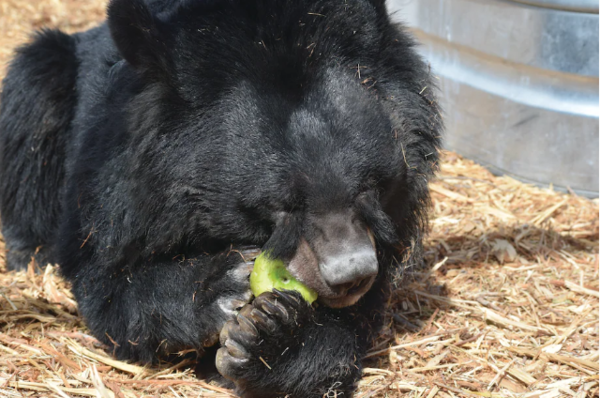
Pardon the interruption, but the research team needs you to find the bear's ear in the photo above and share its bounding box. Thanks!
[366,0,388,18]
[107,0,170,72]
[367,0,386,9]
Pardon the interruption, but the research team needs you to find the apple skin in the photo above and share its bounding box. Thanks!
[250,252,318,304]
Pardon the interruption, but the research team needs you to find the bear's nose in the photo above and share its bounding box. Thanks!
[319,246,378,290]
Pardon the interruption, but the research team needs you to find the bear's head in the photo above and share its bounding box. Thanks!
[107,0,441,308]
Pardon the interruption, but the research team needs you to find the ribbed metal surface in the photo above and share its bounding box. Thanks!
[509,0,599,13]
[389,0,599,197]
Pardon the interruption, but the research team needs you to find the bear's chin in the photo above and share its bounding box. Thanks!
[317,275,376,308]
[319,294,364,309]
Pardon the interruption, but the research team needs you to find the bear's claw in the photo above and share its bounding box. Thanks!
[215,290,309,383]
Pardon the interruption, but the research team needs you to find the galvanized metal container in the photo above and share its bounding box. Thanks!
[388,0,599,197]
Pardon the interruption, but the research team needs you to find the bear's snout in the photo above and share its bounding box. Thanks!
[286,212,378,308]
[318,242,377,286]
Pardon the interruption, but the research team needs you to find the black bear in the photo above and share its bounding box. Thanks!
[0,0,441,396]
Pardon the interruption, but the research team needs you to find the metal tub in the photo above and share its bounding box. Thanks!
[388,0,599,197]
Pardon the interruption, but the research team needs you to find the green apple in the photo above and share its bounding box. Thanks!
[250,252,318,304]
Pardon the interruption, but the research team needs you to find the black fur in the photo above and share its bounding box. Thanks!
[0,0,441,396]
[0,29,78,270]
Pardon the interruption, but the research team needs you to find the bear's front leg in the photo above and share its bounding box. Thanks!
[216,290,364,398]
[66,246,262,363]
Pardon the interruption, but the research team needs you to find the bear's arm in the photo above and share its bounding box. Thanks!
[217,279,389,398]
[67,248,258,363]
